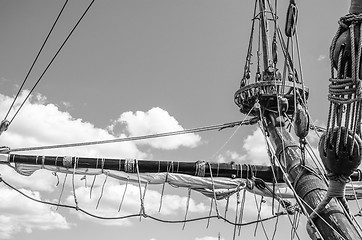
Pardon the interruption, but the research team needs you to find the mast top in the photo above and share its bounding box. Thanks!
[234,0,308,118]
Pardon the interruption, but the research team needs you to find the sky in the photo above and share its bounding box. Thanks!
[0,0,359,240]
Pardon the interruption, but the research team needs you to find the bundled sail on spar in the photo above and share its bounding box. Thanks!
[2,0,362,239]
[2,153,362,201]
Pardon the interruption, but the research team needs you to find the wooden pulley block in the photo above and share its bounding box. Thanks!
[294,103,309,139]
[332,25,362,78]
[277,96,289,113]
[285,0,297,37]
[318,127,362,176]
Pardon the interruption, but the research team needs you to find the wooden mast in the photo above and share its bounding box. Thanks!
[266,118,361,239]
[258,0,272,70]
[258,0,362,239]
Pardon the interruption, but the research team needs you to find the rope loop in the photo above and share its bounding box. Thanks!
[340,13,362,27]
[63,156,72,168]
[124,159,136,173]
[195,160,206,177]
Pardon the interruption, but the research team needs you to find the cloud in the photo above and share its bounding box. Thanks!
[217,129,269,165]
[64,181,207,226]
[218,190,274,220]
[242,129,269,165]
[195,237,225,240]
[317,55,326,61]
[111,107,201,150]
[216,150,245,163]
[0,91,146,159]
[0,166,58,192]
[0,91,205,236]
[0,186,70,239]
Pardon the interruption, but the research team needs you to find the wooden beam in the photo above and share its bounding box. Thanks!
[266,115,362,239]
[258,0,271,70]
[4,154,362,183]
[6,154,282,182]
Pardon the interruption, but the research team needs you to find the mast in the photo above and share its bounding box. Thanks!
[259,0,272,70]
[235,0,362,239]
[267,117,361,239]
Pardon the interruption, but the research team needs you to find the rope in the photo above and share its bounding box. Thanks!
[96,172,108,209]
[208,109,256,160]
[135,159,146,218]
[182,188,192,230]
[8,119,255,153]
[56,172,68,211]
[253,193,270,240]
[72,157,79,209]
[232,191,240,240]
[208,162,220,217]
[309,177,349,220]
[257,120,302,240]
[0,176,285,226]
[3,0,69,121]
[237,188,246,236]
[89,175,97,199]
[118,177,129,212]
[8,0,97,126]
[257,118,329,239]
[240,0,258,87]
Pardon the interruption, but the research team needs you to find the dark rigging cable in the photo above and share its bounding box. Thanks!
[0,177,285,226]
[9,119,256,152]
[3,0,70,121]
[7,0,97,126]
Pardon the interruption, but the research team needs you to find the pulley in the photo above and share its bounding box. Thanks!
[285,0,297,37]
[332,19,362,78]
[272,33,278,64]
[277,95,289,113]
[318,127,362,176]
[294,103,309,139]
[0,120,9,135]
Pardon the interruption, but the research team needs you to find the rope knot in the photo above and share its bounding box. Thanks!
[0,146,10,154]
[124,159,136,173]
[0,120,9,135]
[63,156,73,168]
[195,160,206,177]
[340,13,362,27]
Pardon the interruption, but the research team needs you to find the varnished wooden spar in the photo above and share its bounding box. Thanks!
[266,115,362,240]
[4,154,362,183]
[5,154,282,182]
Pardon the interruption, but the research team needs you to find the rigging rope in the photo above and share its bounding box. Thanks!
[313,14,362,232]
[0,176,287,227]
[7,119,256,152]
[6,0,96,127]
[3,0,69,122]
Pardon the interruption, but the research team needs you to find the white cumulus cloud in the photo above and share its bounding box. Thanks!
[317,55,326,61]
[195,237,225,240]
[0,186,70,239]
[0,91,204,237]
[111,107,201,150]
[217,129,269,165]
[64,181,207,226]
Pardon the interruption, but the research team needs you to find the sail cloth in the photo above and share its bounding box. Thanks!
[3,153,362,201]
[11,161,293,200]
[12,162,362,201]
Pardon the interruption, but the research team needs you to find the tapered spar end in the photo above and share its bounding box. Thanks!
[0,154,9,164]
